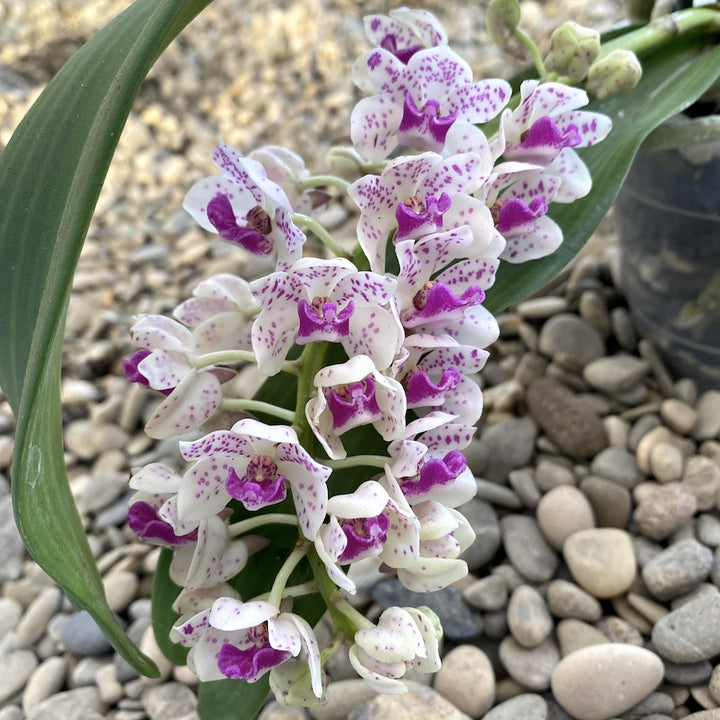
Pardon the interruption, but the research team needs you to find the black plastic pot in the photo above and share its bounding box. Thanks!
[614,116,720,390]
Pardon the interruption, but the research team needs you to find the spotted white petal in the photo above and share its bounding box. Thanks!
[144,370,222,439]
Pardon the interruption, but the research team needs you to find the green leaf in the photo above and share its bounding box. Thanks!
[485,37,720,314]
[0,0,213,675]
[198,678,271,720]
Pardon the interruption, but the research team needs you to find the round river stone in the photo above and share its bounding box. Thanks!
[551,643,664,720]
[563,528,636,598]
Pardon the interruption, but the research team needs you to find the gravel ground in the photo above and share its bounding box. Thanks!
[4,2,720,720]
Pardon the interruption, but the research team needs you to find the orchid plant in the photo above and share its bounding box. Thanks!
[0,1,719,719]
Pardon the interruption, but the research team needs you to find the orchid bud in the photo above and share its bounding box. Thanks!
[269,658,328,708]
[586,50,642,99]
[486,0,521,46]
[325,146,366,180]
[545,22,601,82]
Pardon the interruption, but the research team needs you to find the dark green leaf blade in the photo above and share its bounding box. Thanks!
[0,0,212,674]
[485,39,720,314]
[198,678,271,720]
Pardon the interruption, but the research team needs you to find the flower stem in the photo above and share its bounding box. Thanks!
[296,175,351,192]
[228,513,299,537]
[325,455,391,470]
[193,349,257,368]
[193,350,300,374]
[221,398,296,422]
[307,547,373,637]
[600,7,720,59]
[268,541,310,608]
[292,213,350,259]
[513,26,547,77]
[251,580,318,603]
[294,341,329,450]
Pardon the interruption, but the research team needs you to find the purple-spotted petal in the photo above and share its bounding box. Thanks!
[129,462,181,493]
[179,430,252,461]
[177,456,238,521]
[350,94,404,163]
[144,370,222,440]
[397,557,469,592]
[414,303,500,349]
[183,516,249,591]
[315,519,356,593]
[276,443,330,541]
[130,314,194,353]
[435,255,500,294]
[327,480,390,519]
[500,213,563,263]
[544,148,592,202]
[210,598,278,631]
[137,349,189,392]
[445,78,511,124]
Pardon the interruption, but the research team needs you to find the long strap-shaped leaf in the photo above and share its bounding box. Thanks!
[485,36,720,314]
[0,0,213,674]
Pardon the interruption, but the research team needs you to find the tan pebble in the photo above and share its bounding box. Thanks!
[633,482,698,541]
[701,440,720,466]
[95,664,123,705]
[596,615,644,646]
[603,415,630,447]
[636,426,694,475]
[22,656,67,713]
[626,592,668,624]
[551,643,664,720]
[259,701,308,719]
[492,677,526,705]
[683,455,720,511]
[633,480,664,505]
[309,678,376,720]
[340,681,469,720]
[507,585,553,648]
[546,579,602,622]
[556,618,608,657]
[139,626,173,682]
[650,442,685,482]
[563,528,636,598]
[433,645,495,718]
[691,684,719,711]
[102,571,139,614]
[709,664,720,704]
[692,391,720,441]
[173,665,199,687]
[536,485,595,550]
[610,596,653,635]
[661,398,699,436]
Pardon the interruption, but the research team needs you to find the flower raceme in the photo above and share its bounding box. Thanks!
[123,6,611,707]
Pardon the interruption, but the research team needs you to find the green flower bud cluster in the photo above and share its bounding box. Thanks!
[545,22,601,82]
[586,50,643,99]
